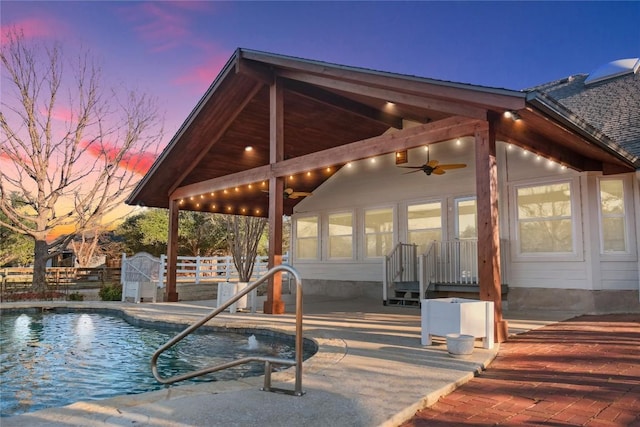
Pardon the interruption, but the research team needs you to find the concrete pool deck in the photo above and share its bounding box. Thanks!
[0,296,576,427]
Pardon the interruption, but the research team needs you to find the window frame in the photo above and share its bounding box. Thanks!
[509,177,583,262]
[326,210,355,260]
[406,200,443,253]
[293,214,320,261]
[597,175,635,259]
[363,206,395,259]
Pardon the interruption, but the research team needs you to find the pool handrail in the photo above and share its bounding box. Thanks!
[150,264,304,396]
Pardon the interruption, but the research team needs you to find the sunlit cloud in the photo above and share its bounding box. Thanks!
[120,1,216,53]
[172,54,228,92]
[80,141,157,175]
[41,106,75,123]
[0,17,60,45]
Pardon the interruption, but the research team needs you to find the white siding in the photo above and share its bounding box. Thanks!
[291,138,639,294]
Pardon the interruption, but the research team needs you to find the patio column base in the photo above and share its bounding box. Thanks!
[166,291,179,302]
[264,299,285,314]
[495,320,508,343]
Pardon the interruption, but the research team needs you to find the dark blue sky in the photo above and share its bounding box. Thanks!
[2,1,639,138]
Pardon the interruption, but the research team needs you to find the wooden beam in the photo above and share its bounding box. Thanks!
[165,199,180,302]
[240,50,526,110]
[167,80,265,196]
[495,115,601,172]
[264,78,285,315]
[284,79,403,129]
[277,69,490,120]
[475,119,507,343]
[235,57,274,85]
[273,116,481,177]
[171,116,482,200]
[171,165,271,201]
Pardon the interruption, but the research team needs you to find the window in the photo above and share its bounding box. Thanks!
[295,216,318,259]
[328,212,353,259]
[455,198,477,240]
[516,181,573,254]
[365,207,393,257]
[599,178,627,253]
[407,202,441,253]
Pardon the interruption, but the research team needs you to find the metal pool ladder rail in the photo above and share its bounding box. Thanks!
[151,264,305,396]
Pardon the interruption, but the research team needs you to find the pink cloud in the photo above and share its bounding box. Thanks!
[0,17,58,45]
[172,54,229,92]
[0,150,12,161]
[81,141,157,175]
[41,106,75,123]
[121,2,216,53]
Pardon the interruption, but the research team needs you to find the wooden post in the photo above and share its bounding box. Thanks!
[165,199,179,302]
[264,77,285,314]
[475,120,508,342]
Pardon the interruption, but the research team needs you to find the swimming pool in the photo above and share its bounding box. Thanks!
[0,309,315,417]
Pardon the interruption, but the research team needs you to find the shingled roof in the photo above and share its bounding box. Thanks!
[527,60,640,159]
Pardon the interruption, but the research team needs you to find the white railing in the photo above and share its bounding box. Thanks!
[421,240,478,286]
[121,253,289,288]
[383,243,418,302]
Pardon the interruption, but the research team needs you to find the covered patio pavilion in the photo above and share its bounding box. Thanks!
[127,49,635,343]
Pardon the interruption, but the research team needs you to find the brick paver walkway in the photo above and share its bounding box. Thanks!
[401,314,640,426]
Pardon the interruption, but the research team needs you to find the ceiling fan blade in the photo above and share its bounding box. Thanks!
[398,165,425,169]
[427,160,439,168]
[404,169,424,174]
[438,163,467,170]
[290,191,312,199]
[432,168,446,175]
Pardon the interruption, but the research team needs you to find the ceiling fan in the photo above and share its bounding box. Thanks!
[398,150,466,176]
[263,187,312,199]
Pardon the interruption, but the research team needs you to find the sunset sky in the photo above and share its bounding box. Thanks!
[1,1,639,236]
[2,1,638,145]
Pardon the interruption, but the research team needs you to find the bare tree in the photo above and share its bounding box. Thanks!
[70,229,101,267]
[0,28,163,292]
[225,215,267,282]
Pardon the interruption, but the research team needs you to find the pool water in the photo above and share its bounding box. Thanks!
[0,310,312,417]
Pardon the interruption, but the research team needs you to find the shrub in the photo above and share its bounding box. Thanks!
[67,291,84,301]
[99,283,122,301]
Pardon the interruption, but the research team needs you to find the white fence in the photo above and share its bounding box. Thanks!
[121,253,290,288]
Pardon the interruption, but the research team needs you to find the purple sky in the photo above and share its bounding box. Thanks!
[2,0,639,148]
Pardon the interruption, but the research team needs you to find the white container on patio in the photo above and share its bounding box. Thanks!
[446,333,476,358]
[421,298,494,349]
[217,282,248,313]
